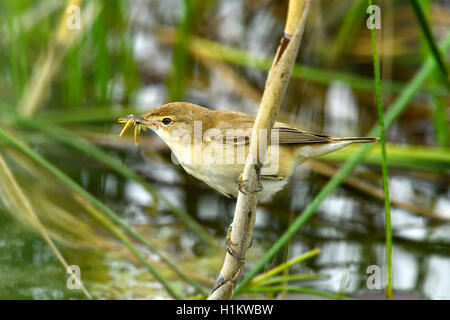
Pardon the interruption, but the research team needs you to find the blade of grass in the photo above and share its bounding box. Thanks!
[410,0,450,87]
[18,0,98,117]
[168,0,194,101]
[329,0,366,63]
[0,154,92,299]
[242,286,350,300]
[418,0,449,147]
[430,94,449,147]
[235,31,450,296]
[253,273,327,287]
[248,248,320,287]
[368,0,393,299]
[91,6,111,105]
[0,124,180,299]
[0,0,64,46]
[73,194,181,299]
[320,143,450,172]
[119,35,140,106]
[280,208,294,299]
[5,1,29,98]
[64,44,84,109]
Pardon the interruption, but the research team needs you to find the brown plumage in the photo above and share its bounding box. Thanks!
[119,102,378,201]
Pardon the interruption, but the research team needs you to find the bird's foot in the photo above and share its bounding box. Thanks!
[226,225,245,261]
[225,225,253,261]
[237,173,263,194]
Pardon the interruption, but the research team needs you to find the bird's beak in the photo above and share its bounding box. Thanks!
[118,114,145,124]
[118,114,158,126]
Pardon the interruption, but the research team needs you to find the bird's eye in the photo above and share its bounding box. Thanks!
[162,117,172,125]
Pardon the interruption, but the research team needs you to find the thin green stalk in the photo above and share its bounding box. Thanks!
[0,124,180,299]
[252,273,326,287]
[430,95,449,147]
[242,286,350,300]
[419,0,449,147]
[369,0,393,300]
[249,248,320,287]
[235,31,450,296]
[0,154,92,299]
[92,7,111,105]
[5,1,29,98]
[65,44,83,109]
[18,0,96,117]
[280,210,294,299]
[330,0,365,63]
[410,0,449,86]
[168,0,194,101]
[0,0,64,46]
[320,143,450,172]
[73,194,181,299]
[119,36,140,105]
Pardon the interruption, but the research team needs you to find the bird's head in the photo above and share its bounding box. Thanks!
[118,102,212,146]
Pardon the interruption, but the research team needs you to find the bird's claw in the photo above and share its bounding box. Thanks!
[226,225,244,261]
[238,173,263,194]
[225,225,254,261]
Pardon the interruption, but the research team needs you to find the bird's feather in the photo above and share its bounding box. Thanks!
[209,111,332,145]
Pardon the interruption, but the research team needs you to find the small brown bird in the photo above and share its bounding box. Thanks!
[119,102,378,202]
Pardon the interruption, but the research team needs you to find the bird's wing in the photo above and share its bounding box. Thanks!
[274,122,331,144]
[210,111,330,145]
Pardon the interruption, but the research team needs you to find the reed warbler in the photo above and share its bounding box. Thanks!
[119,102,378,202]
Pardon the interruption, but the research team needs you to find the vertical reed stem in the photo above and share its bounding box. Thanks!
[368,0,393,300]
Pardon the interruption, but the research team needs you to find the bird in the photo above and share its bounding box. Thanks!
[119,102,378,202]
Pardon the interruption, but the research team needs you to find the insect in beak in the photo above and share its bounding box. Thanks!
[118,114,147,146]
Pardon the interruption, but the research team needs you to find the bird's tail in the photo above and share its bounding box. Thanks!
[295,136,379,161]
[330,137,379,143]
